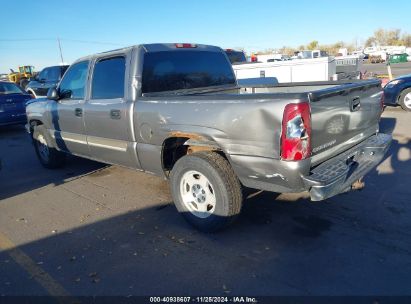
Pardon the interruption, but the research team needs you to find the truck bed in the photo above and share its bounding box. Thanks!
[137,79,383,189]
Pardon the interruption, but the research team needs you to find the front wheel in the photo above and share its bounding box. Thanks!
[399,88,411,112]
[170,152,243,232]
[33,125,66,169]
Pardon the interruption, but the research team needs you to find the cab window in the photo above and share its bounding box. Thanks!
[91,56,125,99]
[59,61,89,99]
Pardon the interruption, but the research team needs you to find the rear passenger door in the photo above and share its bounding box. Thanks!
[83,55,139,168]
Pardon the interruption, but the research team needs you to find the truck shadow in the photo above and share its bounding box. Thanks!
[0,125,105,201]
[2,134,410,296]
[0,197,334,296]
[2,117,411,296]
[379,115,396,135]
[2,174,411,297]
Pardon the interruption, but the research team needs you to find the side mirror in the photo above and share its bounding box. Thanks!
[47,87,59,101]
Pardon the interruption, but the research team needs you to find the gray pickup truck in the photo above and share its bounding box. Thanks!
[26,43,391,231]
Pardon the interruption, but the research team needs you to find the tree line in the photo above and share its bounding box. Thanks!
[256,28,411,56]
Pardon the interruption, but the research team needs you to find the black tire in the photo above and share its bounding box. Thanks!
[33,125,66,169]
[170,152,243,232]
[398,88,411,112]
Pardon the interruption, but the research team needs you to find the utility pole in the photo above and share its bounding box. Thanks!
[57,38,64,64]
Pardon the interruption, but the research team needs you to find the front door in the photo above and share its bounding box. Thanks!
[83,55,139,168]
[49,61,89,156]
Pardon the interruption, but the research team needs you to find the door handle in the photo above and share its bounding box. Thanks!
[350,97,361,112]
[74,108,83,117]
[110,109,121,119]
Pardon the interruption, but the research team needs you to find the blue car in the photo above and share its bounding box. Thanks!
[0,81,33,126]
[383,74,411,111]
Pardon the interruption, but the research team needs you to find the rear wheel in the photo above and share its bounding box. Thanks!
[170,152,243,232]
[399,88,411,112]
[33,125,65,169]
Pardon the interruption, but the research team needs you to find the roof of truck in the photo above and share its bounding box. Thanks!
[73,43,223,63]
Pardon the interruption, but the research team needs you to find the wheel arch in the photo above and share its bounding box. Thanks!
[28,119,44,134]
[161,132,228,175]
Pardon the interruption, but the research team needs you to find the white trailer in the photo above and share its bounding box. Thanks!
[232,57,337,82]
[256,53,289,62]
[335,55,363,79]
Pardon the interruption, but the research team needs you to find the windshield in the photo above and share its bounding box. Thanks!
[142,50,236,94]
[0,82,24,95]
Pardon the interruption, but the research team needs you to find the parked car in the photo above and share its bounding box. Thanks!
[0,81,32,126]
[26,43,391,232]
[25,65,69,98]
[383,74,411,111]
[0,74,9,82]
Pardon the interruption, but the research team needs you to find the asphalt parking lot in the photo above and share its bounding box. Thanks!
[0,107,410,298]
[363,61,411,77]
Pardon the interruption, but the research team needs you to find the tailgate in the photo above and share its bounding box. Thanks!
[309,79,382,165]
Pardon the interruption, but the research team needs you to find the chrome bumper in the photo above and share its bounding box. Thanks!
[302,133,392,201]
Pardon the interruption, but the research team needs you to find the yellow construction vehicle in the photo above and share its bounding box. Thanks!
[8,65,36,89]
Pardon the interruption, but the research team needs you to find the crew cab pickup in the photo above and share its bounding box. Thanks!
[26,43,391,232]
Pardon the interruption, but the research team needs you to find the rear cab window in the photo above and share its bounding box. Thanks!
[142,50,236,94]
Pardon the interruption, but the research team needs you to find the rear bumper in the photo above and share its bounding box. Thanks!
[230,133,392,201]
[302,133,392,201]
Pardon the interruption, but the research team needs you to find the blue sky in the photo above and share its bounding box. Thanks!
[1,0,410,73]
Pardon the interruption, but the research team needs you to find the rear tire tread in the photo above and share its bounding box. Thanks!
[170,151,243,232]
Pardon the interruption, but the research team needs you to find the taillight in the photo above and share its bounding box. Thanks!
[281,102,311,161]
[380,92,385,113]
[175,43,197,48]
[251,54,257,62]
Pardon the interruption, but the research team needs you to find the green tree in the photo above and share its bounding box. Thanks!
[402,34,411,46]
[307,40,319,50]
[279,46,296,56]
[367,28,403,46]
